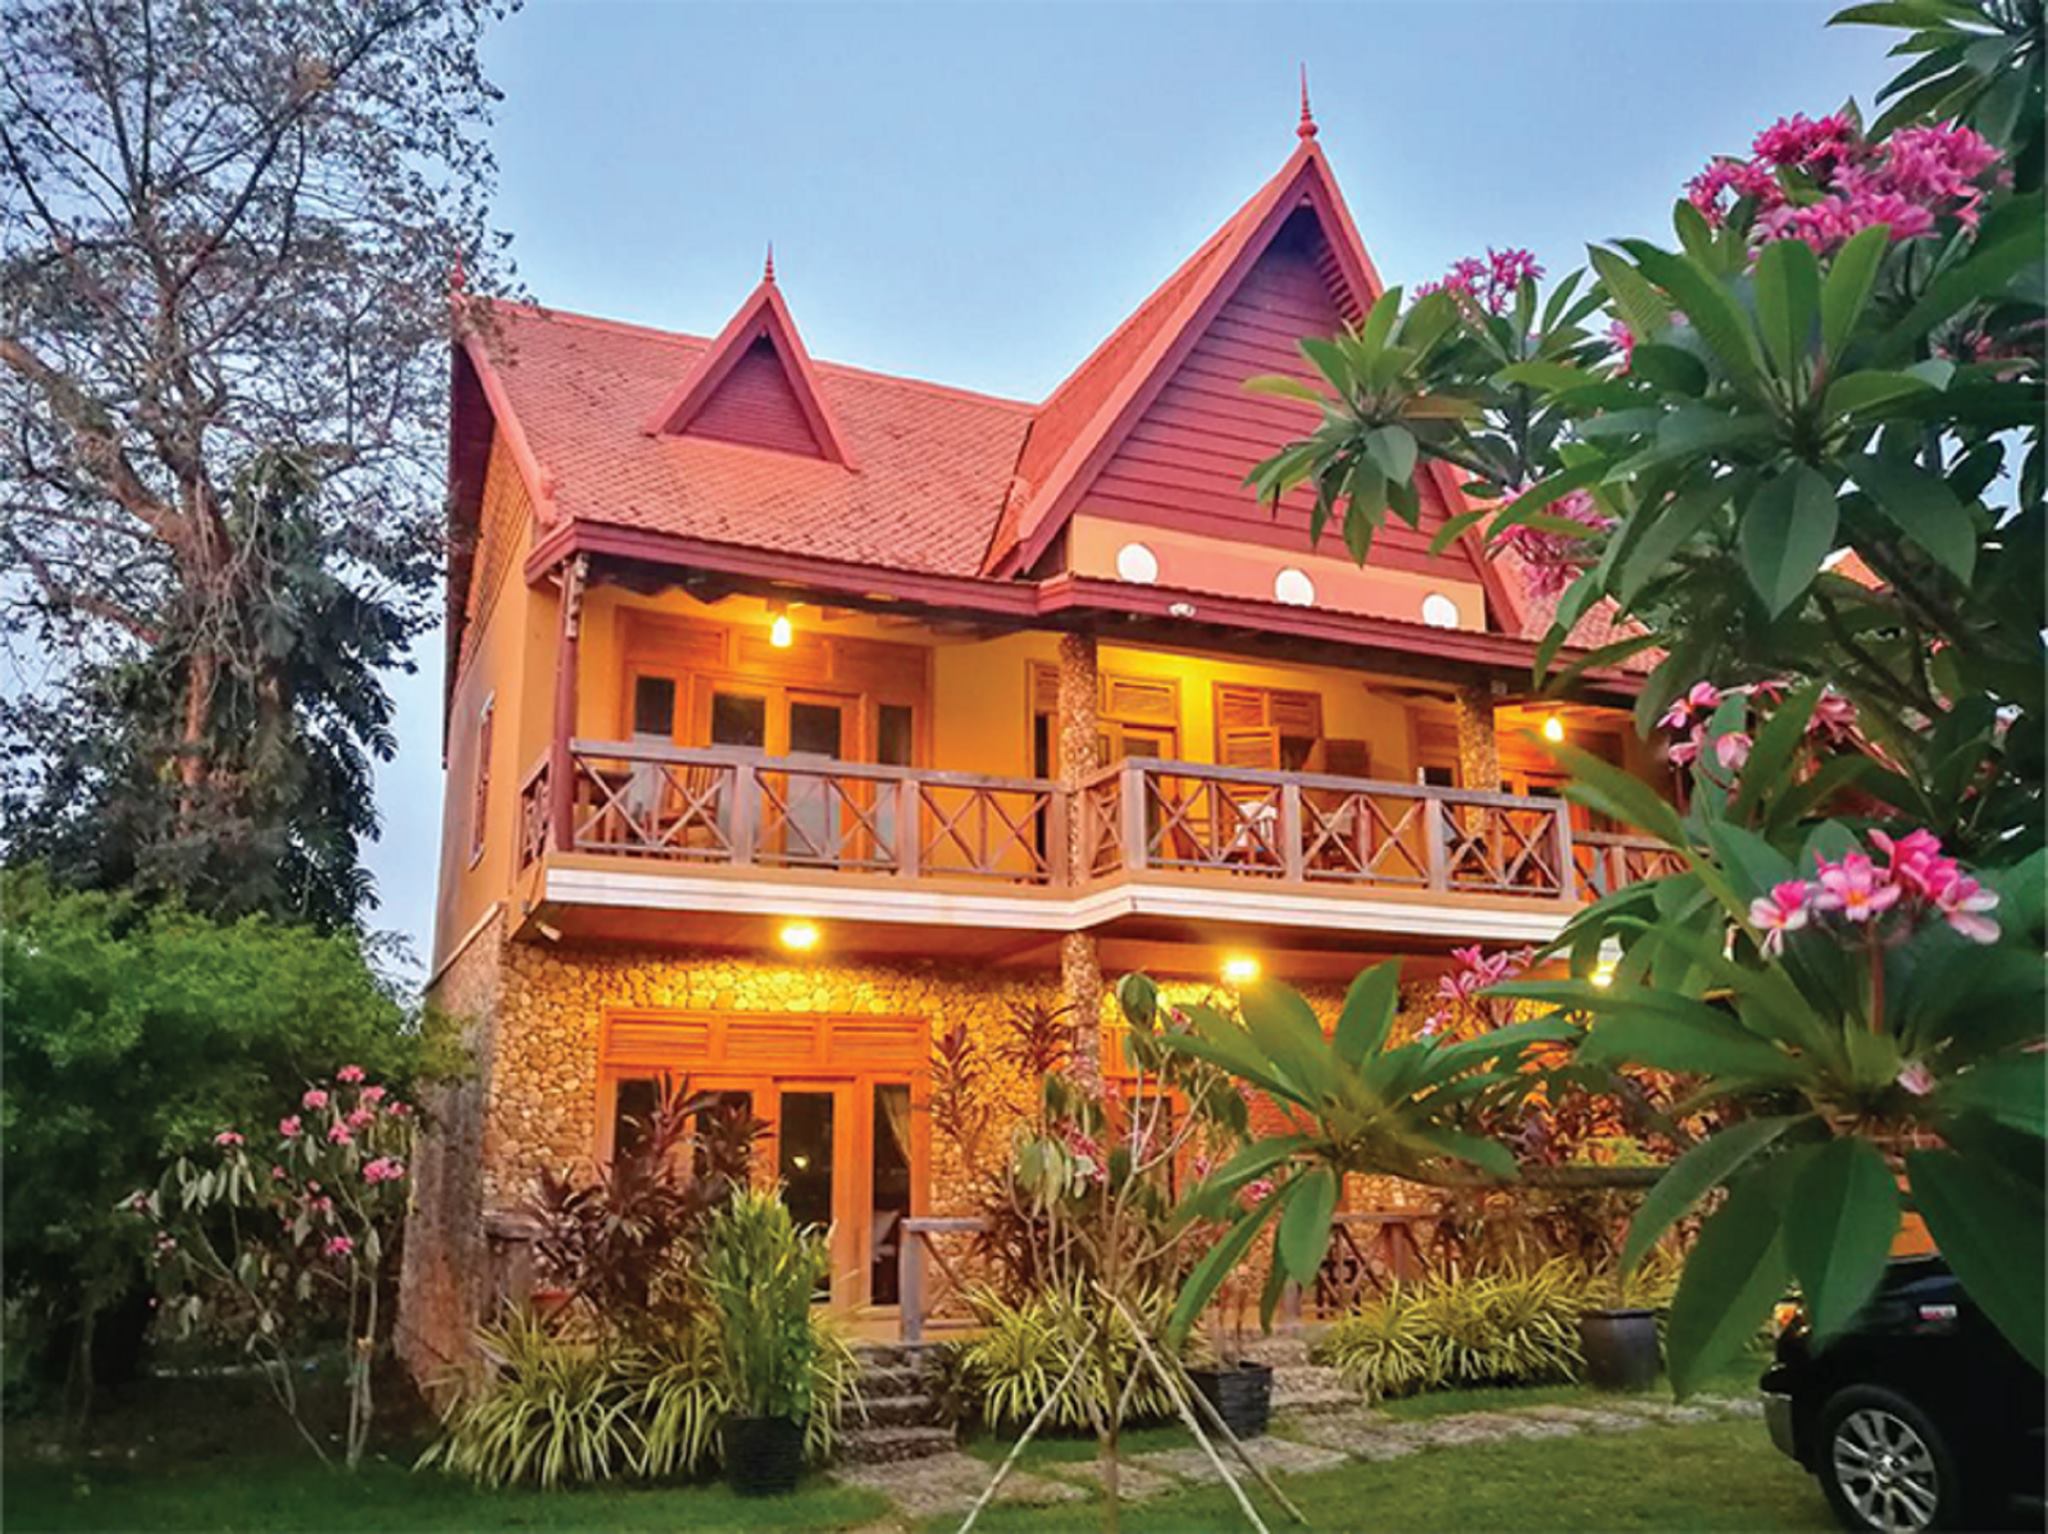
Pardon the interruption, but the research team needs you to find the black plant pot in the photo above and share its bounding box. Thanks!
[1189,1360,1274,1441]
[723,1415,806,1496]
[1579,1308,1661,1393]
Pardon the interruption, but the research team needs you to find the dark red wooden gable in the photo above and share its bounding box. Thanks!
[682,335,828,458]
[1082,208,1472,582]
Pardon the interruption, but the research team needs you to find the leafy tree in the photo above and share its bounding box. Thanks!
[1201,0,2045,1388]
[0,0,513,926]
[0,866,455,1404]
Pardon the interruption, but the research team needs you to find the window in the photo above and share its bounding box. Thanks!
[709,691,768,749]
[468,695,494,866]
[632,675,677,738]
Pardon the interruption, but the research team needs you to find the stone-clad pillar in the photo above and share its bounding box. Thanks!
[1455,683,1503,792]
[1055,631,1103,1088]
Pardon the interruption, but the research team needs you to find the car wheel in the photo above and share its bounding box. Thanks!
[1817,1384,1963,1532]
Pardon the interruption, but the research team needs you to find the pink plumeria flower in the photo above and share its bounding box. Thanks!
[1714,731,1753,772]
[326,1122,353,1146]
[323,1235,354,1258]
[1870,829,1947,898]
[1896,1061,1937,1097]
[214,1130,245,1148]
[1812,853,1902,923]
[1241,1178,1276,1209]
[335,1065,365,1084]
[301,1088,329,1111]
[359,1084,387,1105]
[1930,870,2001,944]
[1748,881,1812,955]
[1660,681,1723,733]
[278,1115,302,1139]
[346,1106,375,1130]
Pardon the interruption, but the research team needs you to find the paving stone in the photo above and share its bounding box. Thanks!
[1613,1400,1720,1426]
[1698,1394,1765,1419]
[837,1451,1085,1519]
[1052,1459,1185,1501]
[1518,1404,1653,1433]
[1400,1412,1535,1448]
[1280,1411,1421,1462]
[1131,1435,1348,1485]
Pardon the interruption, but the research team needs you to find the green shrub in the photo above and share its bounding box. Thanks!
[955,1281,1180,1432]
[1318,1262,1584,1401]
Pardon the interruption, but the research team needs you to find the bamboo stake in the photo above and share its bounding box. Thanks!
[1107,1293,1271,1534]
[956,1322,1100,1534]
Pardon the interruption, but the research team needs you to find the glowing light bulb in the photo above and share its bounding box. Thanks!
[1542,715,1566,744]
[1591,960,1616,989]
[779,919,819,952]
[1221,955,1261,985]
[769,612,794,649]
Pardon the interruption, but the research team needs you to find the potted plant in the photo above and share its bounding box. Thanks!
[1575,1262,1671,1393]
[700,1190,833,1495]
[1186,1258,1274,1439]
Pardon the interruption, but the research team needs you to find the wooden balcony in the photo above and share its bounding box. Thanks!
[516,741,1680,931]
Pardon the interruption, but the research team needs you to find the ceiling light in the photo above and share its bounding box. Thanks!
[1542,715,1566,744]
[778,919,820,952]
[1591,960,1616,989]
[769,612,794,649]
[1221,955,1261,985]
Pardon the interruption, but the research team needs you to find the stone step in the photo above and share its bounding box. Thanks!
[837,1424,958,1466]
[1268,1363,1363,1416]
[858,1392,946,1429]
[857,1362,932,1396]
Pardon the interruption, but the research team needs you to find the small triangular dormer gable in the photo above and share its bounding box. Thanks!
[993,138,1511,632]
[642,275,856,467]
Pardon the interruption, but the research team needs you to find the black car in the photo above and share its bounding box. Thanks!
[1762,1256,2045,1532]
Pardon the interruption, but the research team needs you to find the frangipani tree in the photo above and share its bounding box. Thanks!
[1196,0,2046,1395]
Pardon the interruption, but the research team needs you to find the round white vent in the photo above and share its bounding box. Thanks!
[1115,542,1159,584]
[1273,568,1316,607]
[1421,592,1461,629]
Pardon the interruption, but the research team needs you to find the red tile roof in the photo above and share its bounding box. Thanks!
[454,134,1599,660]
[467,302,1032,577]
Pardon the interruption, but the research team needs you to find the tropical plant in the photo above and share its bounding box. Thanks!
[1317,1263,1584,1401]
[0,867,448,1407]
[527,1077,764,1332]
[420,1313,650,1490]
[955,1282,1181,1432]
[1142,964,1573,1346]
[1219,0,2045,1404]
[697,1191,851,1445]
[138,1067,417,1468]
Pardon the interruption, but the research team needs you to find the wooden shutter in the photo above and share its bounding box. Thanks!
[468,696,494,864]
[1102,675,1177,724]
[1269,689,1323,738]
[1030,661,1061,717]
[1219,728,1281,770]
[1216,685,1267,731]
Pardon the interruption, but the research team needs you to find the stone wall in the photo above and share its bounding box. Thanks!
[397,906,507,1385]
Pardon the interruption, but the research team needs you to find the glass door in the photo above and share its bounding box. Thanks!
[770,1081,857,1306]
[780,695,848,864]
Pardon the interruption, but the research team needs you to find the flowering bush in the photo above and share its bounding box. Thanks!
[133,1068,413,1467]
[1231,0,2043,1398]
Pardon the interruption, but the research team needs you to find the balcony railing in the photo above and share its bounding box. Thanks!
[522,739,1672,904]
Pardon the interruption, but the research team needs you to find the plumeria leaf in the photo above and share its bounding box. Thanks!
[1278,1166,1339,1284]
[1741,465,1838,615]
[1623,1114,1811,1273]
[1907,1150,2046,1372]
[1334,962,1401,1067]
[1787,1137,1901,1343]
[1666,1150,1803,1396]
[1845,452,1976,582]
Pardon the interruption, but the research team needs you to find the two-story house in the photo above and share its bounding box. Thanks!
[397,113,1677,1377]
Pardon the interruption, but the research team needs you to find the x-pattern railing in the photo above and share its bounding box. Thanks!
[547,740,1674,908]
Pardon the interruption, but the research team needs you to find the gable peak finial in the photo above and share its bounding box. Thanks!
[763,241,776,285]
[1297,64,1317,140]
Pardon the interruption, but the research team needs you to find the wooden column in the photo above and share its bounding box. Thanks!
[547,554,587,852]
[1055,631,1103,1088]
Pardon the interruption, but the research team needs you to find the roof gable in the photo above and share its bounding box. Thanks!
[985,140,1383,577]
[642,277,856,466]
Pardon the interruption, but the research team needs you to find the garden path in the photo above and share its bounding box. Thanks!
[833,1393,1765,1520]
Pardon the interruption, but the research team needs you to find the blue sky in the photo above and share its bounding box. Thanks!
[367,0,1898,974]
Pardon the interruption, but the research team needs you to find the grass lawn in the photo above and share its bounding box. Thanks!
[4,1455,890,1533]
[940,1417,1833,1534]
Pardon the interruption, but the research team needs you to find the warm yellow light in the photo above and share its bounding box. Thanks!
[1591,960,1617,989]
[1221,955,1261,985]
[779,919,820,952]
[1542,715,1566,744]
[769,612,794,649]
